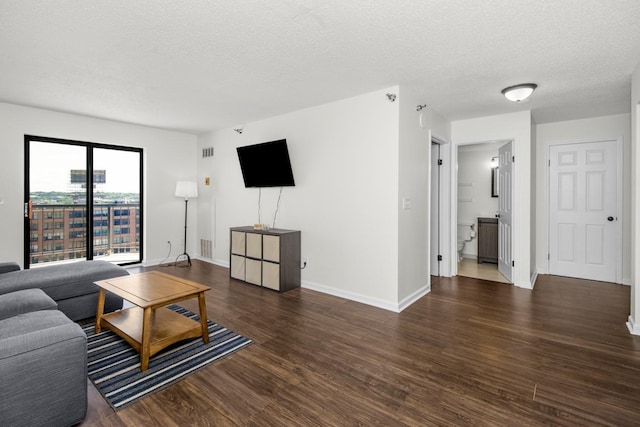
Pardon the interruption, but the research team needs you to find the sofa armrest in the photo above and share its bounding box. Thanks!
[0,289,57,321]
[0,323,87,427]
[0,262,20,274]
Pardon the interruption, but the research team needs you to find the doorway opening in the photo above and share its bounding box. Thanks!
[455,140,512,284]
[24,135,143,268]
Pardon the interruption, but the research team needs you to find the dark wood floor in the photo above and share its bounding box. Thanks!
[80,261,640,426]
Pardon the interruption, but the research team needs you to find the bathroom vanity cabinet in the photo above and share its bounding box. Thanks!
[477,217,498,264]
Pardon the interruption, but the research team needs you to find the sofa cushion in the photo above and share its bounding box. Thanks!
[0,310,73,342]
[0,260,129,300]
[0,310,87,427]
[0,289,57,322]
[0,262,20,274]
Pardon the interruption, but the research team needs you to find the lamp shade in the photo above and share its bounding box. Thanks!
[175,181,198,198]
[501,83,537,102]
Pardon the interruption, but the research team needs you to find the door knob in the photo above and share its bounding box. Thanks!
[607,216,614,221]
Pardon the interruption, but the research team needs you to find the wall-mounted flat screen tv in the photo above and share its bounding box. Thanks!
[236,139,295,187]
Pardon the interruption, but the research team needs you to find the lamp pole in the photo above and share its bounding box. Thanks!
[175,181,197,267]
[182,198,191,266]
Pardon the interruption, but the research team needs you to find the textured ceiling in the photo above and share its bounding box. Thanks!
[1,1,640,134]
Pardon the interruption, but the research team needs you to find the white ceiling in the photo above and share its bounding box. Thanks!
[1,1,640,134]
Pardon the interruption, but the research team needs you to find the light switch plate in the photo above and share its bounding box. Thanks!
[0,196,4,205]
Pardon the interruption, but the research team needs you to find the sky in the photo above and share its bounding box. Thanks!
[29,141,140,193]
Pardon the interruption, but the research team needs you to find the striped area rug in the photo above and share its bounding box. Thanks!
[83,305,252,410]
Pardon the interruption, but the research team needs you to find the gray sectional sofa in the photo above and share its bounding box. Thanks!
[0,260,131,426]
[0,288,87,427]
[0,260,128,321]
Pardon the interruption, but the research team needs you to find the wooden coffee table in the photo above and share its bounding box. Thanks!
[94,271,211,371]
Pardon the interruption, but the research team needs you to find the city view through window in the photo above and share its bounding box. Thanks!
[27,140,142,267]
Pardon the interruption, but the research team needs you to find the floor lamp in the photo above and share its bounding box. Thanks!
[175,181,198,267]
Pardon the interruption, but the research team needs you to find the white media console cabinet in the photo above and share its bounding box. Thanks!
[229,226,301,292]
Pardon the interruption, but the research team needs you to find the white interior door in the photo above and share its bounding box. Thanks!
[549,141,619,282]
[498,142,513,282]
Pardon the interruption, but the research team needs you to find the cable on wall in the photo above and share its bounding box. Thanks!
[258,188,262,225]
[272,186,283,229]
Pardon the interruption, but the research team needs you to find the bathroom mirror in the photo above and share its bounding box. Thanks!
[491,157,499,197]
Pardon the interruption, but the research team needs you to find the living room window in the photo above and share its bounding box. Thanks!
[24,135,143,268]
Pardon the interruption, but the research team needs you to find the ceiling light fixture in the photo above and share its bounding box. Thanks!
[501,83,537,103]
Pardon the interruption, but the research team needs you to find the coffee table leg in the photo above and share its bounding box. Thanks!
[95,288,105,334]
[198,292,209,344]
[141,307,152,371]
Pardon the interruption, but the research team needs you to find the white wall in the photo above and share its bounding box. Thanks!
[536,114,631,283]
[197,88,402,309]
[457,143,501,258]
[397,87,431,306]
[451,111,533,288]
[0,102,198,266]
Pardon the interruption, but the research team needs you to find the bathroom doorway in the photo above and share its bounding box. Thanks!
[456,141,511,283]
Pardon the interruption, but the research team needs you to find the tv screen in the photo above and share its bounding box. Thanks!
[236,139,295,188]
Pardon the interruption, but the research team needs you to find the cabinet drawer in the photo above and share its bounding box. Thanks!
[246,233,262,259]
[230,255,245,280]
[245,258,262,285]
[231,231,245,255]
[263,235,280,262]
[262,261,280,291]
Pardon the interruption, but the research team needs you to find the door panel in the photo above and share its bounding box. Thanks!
[549,141,618,282]
[497,142,513,282]
[93,148,141,263]
[27,141,88,267]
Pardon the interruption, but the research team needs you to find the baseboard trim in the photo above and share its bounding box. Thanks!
[627,316,640,335]
[147,257,431,313]
[529,270,538,289]
[193,256,229,268]
[398,284,431,312]
[514,279,533,290]
[139,258,162,267]
[302,280,404,313]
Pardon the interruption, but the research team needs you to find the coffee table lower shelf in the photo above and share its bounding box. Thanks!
[100,306,207,370]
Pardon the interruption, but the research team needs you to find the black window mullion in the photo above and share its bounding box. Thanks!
[87,146,94,261]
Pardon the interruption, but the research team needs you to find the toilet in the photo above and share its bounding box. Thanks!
[457,223,476,262]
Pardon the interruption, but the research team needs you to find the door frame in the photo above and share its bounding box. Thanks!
[546,137,623,283]
[451,139,515,281]
[430,134,450,277]
[24,135,144,268]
